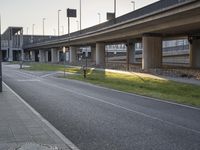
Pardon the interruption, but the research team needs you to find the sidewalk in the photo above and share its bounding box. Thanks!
[0,83,78,150]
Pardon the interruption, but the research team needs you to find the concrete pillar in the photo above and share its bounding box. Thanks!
[39,50,45,63]
[69,47,77,63]
[91,46,96,62]
[30,51,35,61]
[142,34,162,70]
[190,39,200,68]
[45,51,49,62]
[51,48,58,63]
[96,43,105,66]
[57,51,60,62]
[126,42,135,70]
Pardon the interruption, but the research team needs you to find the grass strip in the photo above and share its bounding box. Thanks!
[25,63,200,107]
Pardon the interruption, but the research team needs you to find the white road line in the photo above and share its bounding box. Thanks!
[5,68,200,111]
[17,79,41,82]
[42,81,200,135]
[3,82,80,150]
[52,76,200,111]
[40,72,60,78]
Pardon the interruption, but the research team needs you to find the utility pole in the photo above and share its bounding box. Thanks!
[0,15,2,92]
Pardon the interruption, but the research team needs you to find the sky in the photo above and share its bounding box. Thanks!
[0,0,159,35]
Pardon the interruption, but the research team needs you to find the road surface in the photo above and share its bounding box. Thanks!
[2,64,200,150]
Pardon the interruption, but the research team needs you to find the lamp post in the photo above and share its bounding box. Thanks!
[0,15,2,92]
[80,0,82,31]
[131,1,135,11]
[114,0,116,18]
[32,24,35,35]
[97,13,101,24]
[32,24,35,43]
[58,9,61,36]
[42,18,46,36]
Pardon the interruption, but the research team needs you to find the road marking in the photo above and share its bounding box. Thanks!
[53,76,200,111]
[17,79,41,82]
[3,82,80,150]
[4,67,200,133]
[42,81,200,135]
[6,68,200,111]
[40,72,61,78]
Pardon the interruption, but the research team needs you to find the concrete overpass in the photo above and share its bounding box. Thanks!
[23,0,200,70]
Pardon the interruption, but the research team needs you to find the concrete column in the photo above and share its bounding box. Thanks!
[8,39,13,61]
[190,39,200,68]
[30,51,35,61]
[96,43,105,66]
[57,51,60,62]
[91,46,96,62]
[45,51,49,62]
[51,48,58,63]
[142,34,162,70]
[126,42,135,70]
[69,47,77,63]
[39,50,45,63]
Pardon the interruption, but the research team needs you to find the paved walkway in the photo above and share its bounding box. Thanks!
[0,83,77,150]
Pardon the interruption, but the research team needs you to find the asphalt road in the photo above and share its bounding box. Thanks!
[2,64,200,150]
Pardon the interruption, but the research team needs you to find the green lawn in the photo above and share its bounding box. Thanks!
[25,63,200,107]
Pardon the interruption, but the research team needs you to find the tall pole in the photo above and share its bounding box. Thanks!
[32,24,35,35]
[131,1,135,11]
[58,10,61,36]
[42,18,46,36]
[0,15,2,92]
[80,0,82,31]
[32,24,35,43]
[114,0,116,18]
[98,13,101,24]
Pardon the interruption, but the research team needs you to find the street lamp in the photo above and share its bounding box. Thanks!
[97,13,101,24]
[42,18,46,36]
[32,24,35,35]
[114,0,116,18]
[80,0,82,31]
[58,9,61,36]
[131,1,135,11]
[32,24,35,43]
